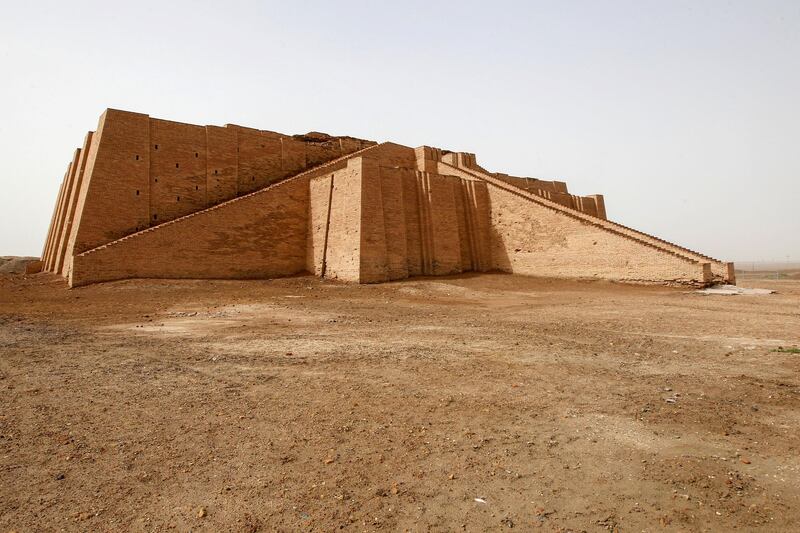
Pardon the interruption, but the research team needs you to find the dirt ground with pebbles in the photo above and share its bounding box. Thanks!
[1,271,798,532]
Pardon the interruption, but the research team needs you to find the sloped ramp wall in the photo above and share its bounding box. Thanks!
[70,143,385,287]
[442,157,731,283]
[41,109,375,280]
[486,184,709,284]
[70,178,309,286]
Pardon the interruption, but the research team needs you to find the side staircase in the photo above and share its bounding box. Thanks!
[440,159,734,284]
[75,143,385,260]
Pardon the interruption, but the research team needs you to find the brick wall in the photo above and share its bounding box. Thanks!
[43,109,374,279]
[54,133,93,275]
[351,159,487,282]
[62,130,102,278]
[359,158,390,283]
[440,157,731,283]
[320,160,362,282]
[43,168,68,271]
[71,109,151,255]
[485,184,708,283]
[41,110,731,288]
[205,125,238,205]
[71,177,310,286]
[150,119,207,224]
[378,167,409,280]
[307,174,334,276]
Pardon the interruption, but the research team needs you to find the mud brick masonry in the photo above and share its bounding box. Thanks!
[40,109,735,287]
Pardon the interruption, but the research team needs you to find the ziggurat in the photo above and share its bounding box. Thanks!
[41,109,735,287]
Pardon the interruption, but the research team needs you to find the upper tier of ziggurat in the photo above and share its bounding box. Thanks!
[41,109,734,288]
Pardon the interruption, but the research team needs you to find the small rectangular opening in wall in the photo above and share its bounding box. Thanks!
[154,178,158,183]
[135,155,140,161]
[214,170,218,175]
[195,185,199,190]
[195,152,199,158]
[252,176,255,181]
[177,196,180,201]
[153,214,158,220]
[175,163,179,168]
[154,144,159,150]
[136,190,140,196]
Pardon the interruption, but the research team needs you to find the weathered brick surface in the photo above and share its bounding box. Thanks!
[71,109,151,255]
[321,161,362,282]
[42,177,65,270]
[43,109,374,281]
[46,159,77,271]
[62,130,102,278]
[150,118,207,223]
[51,150,81,273]
[307,174,333,276]
[378,168,409,280]
[427,174,462,275]
[205,125,238,205]
[359,158,390,283]
[55,133,93,275]
[236,129,282,195]
[400,169,423,277]
[485,184,707,283]
[41,109,732,287]
[440,159,731,283]
[71,177,310,286]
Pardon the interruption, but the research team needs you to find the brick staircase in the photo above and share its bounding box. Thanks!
[440,161,733,283]
[77,143,386,258]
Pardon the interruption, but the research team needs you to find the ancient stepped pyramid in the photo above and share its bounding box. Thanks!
[40,109,734,287]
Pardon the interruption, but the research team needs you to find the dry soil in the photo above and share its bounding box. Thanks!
[1,273,799,532]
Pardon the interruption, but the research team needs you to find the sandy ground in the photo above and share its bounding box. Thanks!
[1,272,799,532]
[0,258,38,275]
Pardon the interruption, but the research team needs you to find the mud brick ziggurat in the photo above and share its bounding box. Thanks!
[40,109,734,287]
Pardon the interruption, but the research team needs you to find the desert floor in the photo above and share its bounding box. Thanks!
[1,273,798,532]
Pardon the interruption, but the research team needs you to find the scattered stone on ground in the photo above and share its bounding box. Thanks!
[696,284,775,296]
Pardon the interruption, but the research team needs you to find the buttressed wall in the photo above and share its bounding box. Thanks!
[42,109,735,288]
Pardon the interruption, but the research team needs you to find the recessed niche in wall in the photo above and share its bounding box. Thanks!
[195,152,199,158]
[135,155,140,161]
[154,178,158,183]
[153,214,158,220]
[214,170,218,175]
[195,185,199,191]
[155,144,159,150]
[176,163,179,168]
[177,196,180,202]
[136,190,140,196]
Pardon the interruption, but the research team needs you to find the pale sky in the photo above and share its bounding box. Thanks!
[1,0,797,262]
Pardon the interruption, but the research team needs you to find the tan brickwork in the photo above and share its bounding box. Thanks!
[320,159,362,282]
[71,177,310,286]
[55,133,94,275]
[41,109,733,288]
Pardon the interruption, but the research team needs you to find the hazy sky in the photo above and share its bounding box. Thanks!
[1,0,797,262]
